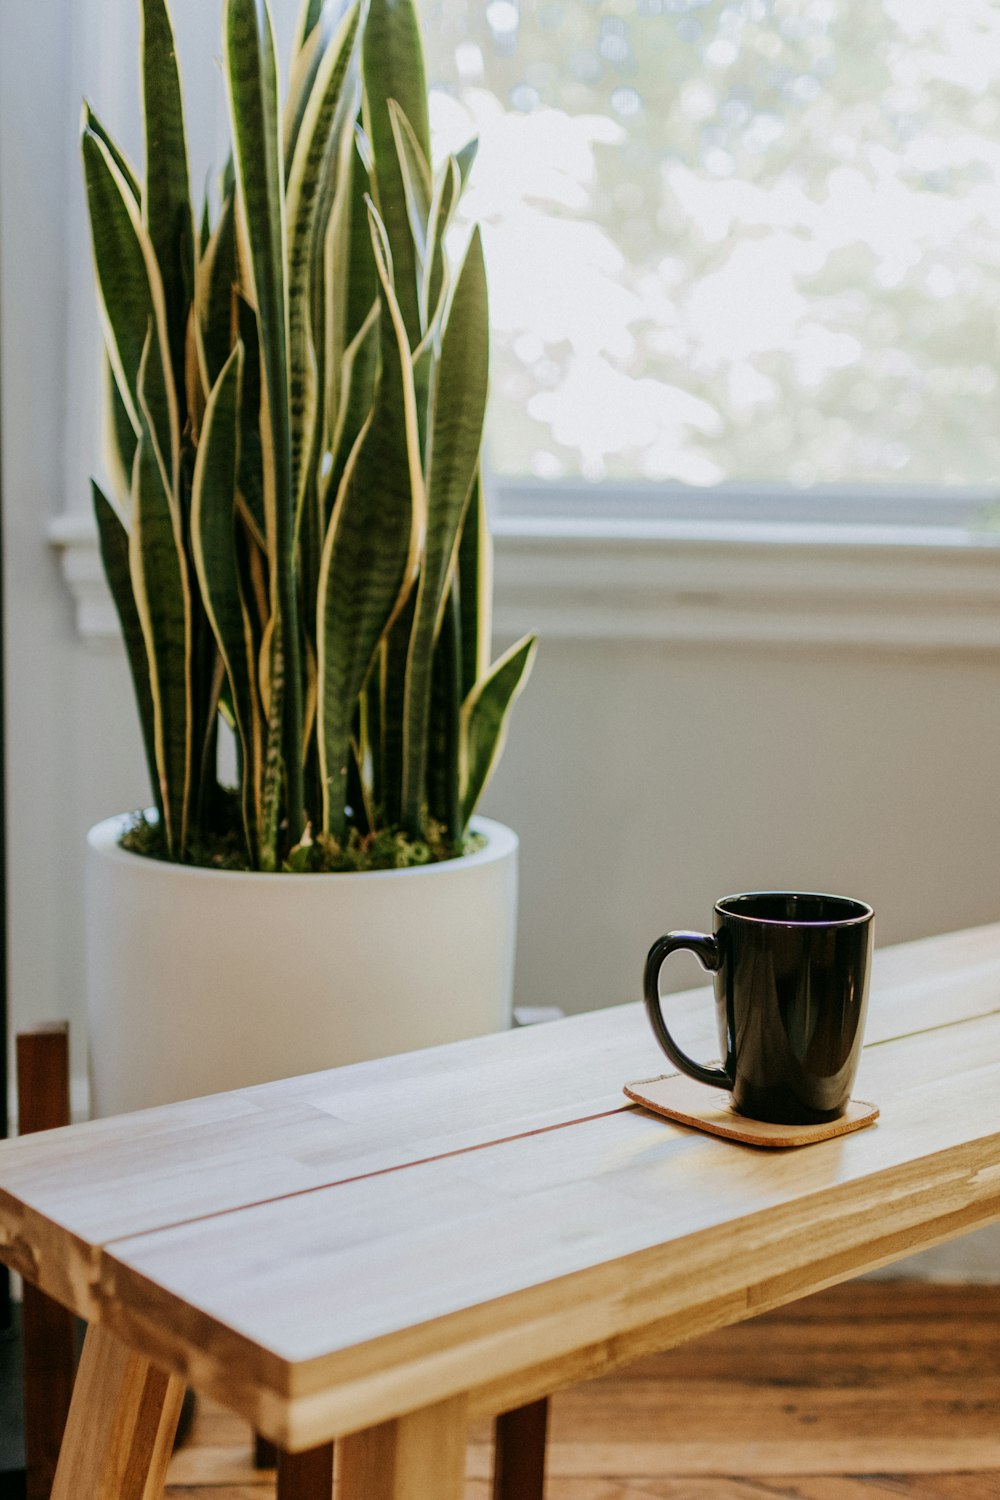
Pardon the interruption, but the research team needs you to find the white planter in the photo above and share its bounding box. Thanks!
[85,814,518,1117]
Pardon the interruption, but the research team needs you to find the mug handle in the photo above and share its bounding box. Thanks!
[643,931,733,1090]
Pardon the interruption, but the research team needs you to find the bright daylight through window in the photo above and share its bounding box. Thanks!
[419,0,1000,500]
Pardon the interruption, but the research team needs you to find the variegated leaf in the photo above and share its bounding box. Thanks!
[460,634,538,830]
[286,12,325,170]
[129,339,193,857]
[411,333,436,468]
[195,190,237,391]
[225,0,305,844]
[82,127,180,491]
[292,0,331,58]
[455,135,478,188]
[258,614,286,871]
[378,590,415,831]
[388,98,432,269]
[286,0,358,167]
[363,652,384,819]
[400,228,489,834]
[425,582,462,836]
[235,292,266,545]
[190,344,260,864]
[423,154,461,333]
[323,124,376,440]
[361,0,430,348]
[456,468,492,699]
[199,193,211,257]
[140,0,195,397]
[81,102,140,202]
[323,298,378,528]
[286,0,360,527]
[102,354,137,504]
[316,204,425,837]
[224,0,290,560]
[92,481,161,821]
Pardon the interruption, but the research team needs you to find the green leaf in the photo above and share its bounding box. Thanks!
[129,338,193,858]
[190,344,260,865]
[102,355,138,504]
[316,204,425,837]
[388,98,432,268]
[324,125,376,437]
[81,102,140,202]
[364,654,384,817]
[378,591,415,830]
[286,0,359,169]
[292,0,330,57]
[195,190,237,391]
[199,192,211,257]
[286,0,360,524]
[221,152,236,201]
[224,0,290,544]
[353,119,374,176]
[224,0,305,843]
[286,14,326,172]
[400,228,490,834]
[323,298,378,529]
[456,468,492,699]
[362,0,431,346]
[426,582,462,836]
[455,135,478,188]
[140,0,195,398]
[82,127,180,489]
[235,293,266,544]
[258,614,286,871]
[423,154,460,333]
[92,481,162,822]
[460,634,537,829]
[410,332,436,468]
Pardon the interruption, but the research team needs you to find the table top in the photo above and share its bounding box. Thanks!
[1,923,1000,1450]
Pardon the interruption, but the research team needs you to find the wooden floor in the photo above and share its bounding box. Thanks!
[164,1282,1000,1499]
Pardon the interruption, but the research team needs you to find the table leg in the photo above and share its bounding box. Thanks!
[50,1323,185,1500]
[493,1397,549,1500]
[276,1441,334,1498]
[254,1432,278,1467]
[338,1395,467,1499]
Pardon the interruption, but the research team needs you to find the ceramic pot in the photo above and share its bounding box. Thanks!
[85,813,518,1116]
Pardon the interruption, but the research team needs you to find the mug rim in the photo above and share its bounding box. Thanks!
[715,891,873,927]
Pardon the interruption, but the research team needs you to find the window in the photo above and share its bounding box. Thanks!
[420,0,1000,512]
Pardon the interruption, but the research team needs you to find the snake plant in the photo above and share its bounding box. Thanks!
[83,0,536,871]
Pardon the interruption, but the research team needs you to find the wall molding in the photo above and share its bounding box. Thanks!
[50,510,1000,653]
[49,515,122,641]
[491,518,1000,650]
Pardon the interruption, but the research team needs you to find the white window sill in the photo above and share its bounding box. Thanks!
[50,498,1000,654]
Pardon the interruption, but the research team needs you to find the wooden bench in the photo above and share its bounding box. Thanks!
[1,921,1000,1498]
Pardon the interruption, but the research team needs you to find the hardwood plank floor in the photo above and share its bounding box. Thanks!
[165,1283,1000,1499]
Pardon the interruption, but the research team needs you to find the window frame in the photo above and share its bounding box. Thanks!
[40,0,1000,659]
[486,476,1000,652]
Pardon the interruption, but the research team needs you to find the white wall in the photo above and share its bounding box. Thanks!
[3,0,1000,1277]
[486,635,1000,1014]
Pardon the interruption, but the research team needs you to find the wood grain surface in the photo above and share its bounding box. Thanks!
[1,923,1000,1457]
[51,1323,185,1500]
[96,998,1000,1445]
[163,1283,1000,1499]
[338,1396,468,1499]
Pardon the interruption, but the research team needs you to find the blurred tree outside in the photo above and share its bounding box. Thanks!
[419,0,1000,490]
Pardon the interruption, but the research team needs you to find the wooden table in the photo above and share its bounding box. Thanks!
[2,922,1000,1499]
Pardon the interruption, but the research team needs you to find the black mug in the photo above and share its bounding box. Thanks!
[643,892,874,1125]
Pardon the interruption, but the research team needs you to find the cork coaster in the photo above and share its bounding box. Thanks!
[624,1072,879,1148]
